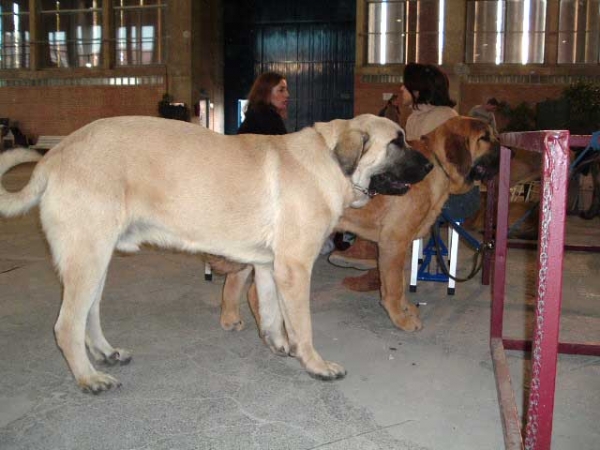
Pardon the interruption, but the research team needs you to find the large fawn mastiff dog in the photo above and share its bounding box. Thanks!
[0,114,432,393]
[221,117,499,333]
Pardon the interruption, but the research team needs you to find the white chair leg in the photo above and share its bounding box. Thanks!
[447,225,459,295]
[447,224,453,264]
[410,238,421,292]
[204,262,212,281]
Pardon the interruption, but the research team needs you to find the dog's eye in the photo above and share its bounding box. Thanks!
[391,131,407,148]
[479,132,491,143]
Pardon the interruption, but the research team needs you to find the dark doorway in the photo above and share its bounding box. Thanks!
[223,0,356,134]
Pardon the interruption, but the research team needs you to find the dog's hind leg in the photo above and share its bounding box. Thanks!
[85,269,132,366]
[253,264,289,356]
[273,257,346,380]
[53,236,121,394]
[220,266,253,331]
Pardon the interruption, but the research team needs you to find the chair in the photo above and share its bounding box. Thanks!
[409,217,462,295]
[409,186,482,296]
[29,136,66,153]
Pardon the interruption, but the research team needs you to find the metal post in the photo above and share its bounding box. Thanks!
[490,146,512,339]
[482,177,496,285]
[523,131,570,450]
[490,131,599,450]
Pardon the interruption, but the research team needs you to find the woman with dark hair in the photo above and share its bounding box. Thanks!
[401,63,456,108]
[237,71,289,135]
[400,63,457,141]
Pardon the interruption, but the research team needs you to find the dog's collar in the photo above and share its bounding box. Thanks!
[432,152,452,181]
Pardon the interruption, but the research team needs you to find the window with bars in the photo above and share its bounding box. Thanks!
[466,0,547,64]
[114,0,166,66]
[558,0,600,64]
[365,0,443,65]
[40,0,103,68]
[0,0,166,70]
[0,0,30,69]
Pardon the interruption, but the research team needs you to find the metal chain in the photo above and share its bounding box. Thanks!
[524,145,554,449]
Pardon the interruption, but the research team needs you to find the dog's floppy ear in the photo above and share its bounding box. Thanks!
[334,130,368,175]
[444,132,472,178]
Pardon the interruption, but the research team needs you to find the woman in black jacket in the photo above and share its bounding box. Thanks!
[220,72,289,331]
[237,72,289,135]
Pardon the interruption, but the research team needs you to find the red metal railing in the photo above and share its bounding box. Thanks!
[489,131,600,450]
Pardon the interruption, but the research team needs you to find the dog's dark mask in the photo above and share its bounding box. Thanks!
[368,133,433,196]
[368,172,412,196]
[467,140,500,183]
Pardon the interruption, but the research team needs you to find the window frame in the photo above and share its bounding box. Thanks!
[557,0,600,64]
[363,0,443,66]
[114,1,166,67]
[0,0,167,71]
[465,0,548,65]
[0,0,30,69]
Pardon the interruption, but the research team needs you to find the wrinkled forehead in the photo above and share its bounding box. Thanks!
[476,126,493,143]
[468,117,493,137]
[468,122,496,154]
[389,129,408,148]
[363,117,406,145]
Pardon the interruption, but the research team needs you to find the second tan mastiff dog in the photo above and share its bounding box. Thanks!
[0,114,432,393]
[221,116,499,333]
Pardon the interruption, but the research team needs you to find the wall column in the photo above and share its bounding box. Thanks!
[28,0,39,70]
[442,0,467,107]
[102,1,114,69]
[166,0,193,106]
[544,0,560,65]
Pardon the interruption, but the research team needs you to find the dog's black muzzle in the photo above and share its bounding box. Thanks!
[368,147,433,196]
[468,146,500,182]
[368,172,412,196]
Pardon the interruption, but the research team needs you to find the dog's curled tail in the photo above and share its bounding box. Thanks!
[0,148,46,217]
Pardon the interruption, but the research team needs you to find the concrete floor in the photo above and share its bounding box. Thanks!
[1,164,599,450]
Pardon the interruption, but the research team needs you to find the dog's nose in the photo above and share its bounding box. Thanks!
[424,161,434,174]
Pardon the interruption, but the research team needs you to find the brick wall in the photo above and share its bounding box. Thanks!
[459,83,564,115]
[459,82,566,131]
[354,74,416,127]
[0,84,166,142]
[0,0,225,141]
[354,75,568,133]
[354,75,401,117]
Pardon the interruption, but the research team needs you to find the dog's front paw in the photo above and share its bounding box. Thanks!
[220,314,245,332]
[307,360,347,381]
[382,301,423,332]
[394,311,423,332]
[78,372,121,394]
[262,330,290,357]
[102,348,133,366]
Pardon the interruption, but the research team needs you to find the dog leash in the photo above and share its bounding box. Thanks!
[420,143,491,282]
[432,152,452,181]
[431,216,494,282]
